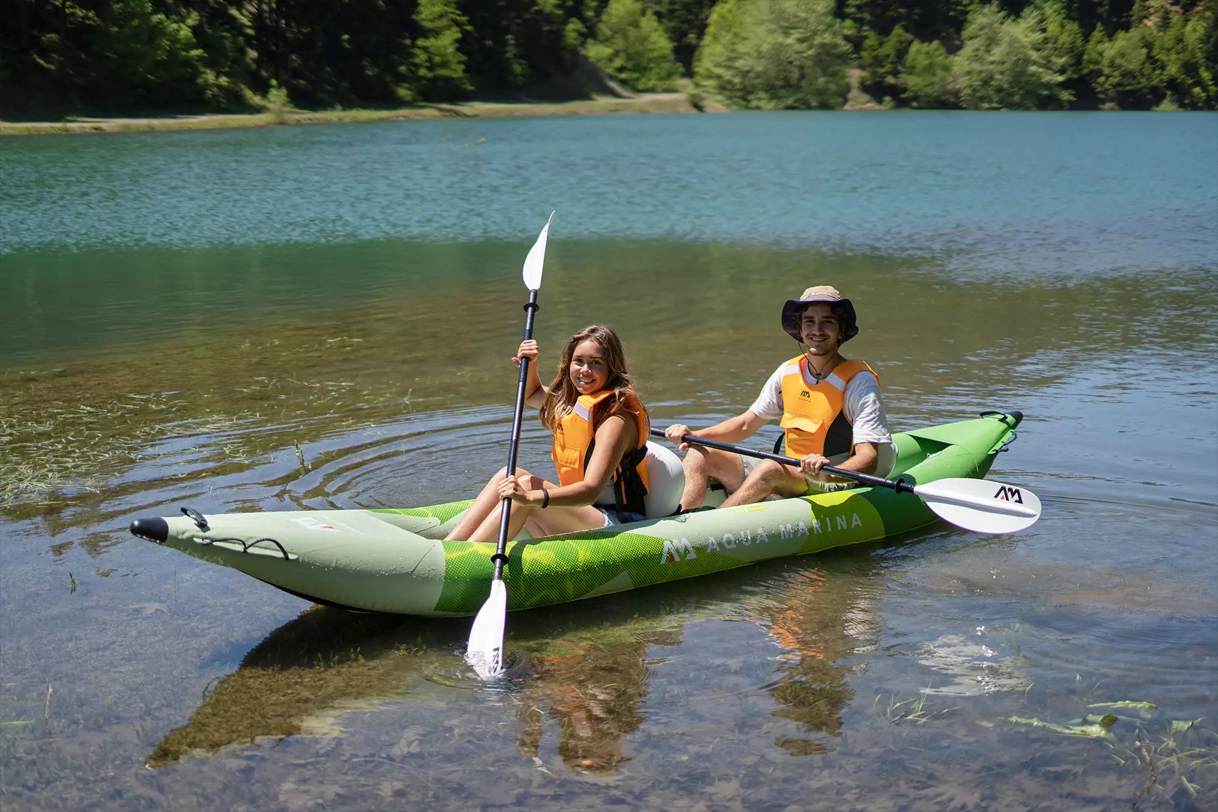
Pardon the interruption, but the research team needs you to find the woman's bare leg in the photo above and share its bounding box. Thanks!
[465,497,607,543]
[462,473,609,542]
[460,472,573,543]
[446,466,533,541]
[465,495,536,544]
[526,502,610,537]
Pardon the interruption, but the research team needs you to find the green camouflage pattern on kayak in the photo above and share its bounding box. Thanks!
[375,501,471,524]
[429,488,890,614]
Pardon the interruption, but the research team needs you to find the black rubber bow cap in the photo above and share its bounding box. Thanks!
[130,517,168,544]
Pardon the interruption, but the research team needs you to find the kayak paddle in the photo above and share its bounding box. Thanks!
[652,429,1041,534]
[466,211,556,680]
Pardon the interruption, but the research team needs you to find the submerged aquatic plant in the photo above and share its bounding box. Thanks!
[1003,699,1218,808]
[1006,714,1113,738]
[874,690,959,726]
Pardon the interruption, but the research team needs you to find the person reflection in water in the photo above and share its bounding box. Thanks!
[664,286,894,508]
[515,632,659,773]
[759,568,872,755]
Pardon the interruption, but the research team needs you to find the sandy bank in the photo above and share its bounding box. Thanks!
[1,93,724,136]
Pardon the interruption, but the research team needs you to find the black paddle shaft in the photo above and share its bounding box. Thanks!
[492,290,540,579]
[649,428,914,494]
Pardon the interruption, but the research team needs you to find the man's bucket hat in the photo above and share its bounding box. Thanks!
[781,286,859,343]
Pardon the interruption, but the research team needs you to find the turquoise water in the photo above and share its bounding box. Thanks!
[1,112,1216,810]
[4,112,1215,258]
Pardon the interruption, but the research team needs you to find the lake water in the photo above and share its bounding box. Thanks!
[1,111,1216,810]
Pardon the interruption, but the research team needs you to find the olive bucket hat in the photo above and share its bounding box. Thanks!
[780,286,859,343]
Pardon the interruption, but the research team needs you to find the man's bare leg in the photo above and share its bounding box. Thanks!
[720,459,808,508]
[680,446,745,509]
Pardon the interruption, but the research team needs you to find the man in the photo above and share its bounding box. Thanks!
[664,286,893,509]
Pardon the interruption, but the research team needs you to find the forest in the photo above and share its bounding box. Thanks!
[1,0,1215,116]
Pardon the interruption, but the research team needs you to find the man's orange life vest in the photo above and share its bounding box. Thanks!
[779,355,878,459]
[551,390,650,517]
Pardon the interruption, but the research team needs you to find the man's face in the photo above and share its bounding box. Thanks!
[799,303,841,357]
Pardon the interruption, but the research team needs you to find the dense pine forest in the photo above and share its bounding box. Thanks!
[2,0,1215,117]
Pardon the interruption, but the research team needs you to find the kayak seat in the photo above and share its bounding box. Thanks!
[594,441,685,519]
[641,440,685,518]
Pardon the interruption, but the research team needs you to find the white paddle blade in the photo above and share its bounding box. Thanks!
[466,579,508,679]
[521,211,555,291]
[913,477,1042,535]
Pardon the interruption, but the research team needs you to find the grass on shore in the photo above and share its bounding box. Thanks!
[0,93,709,136]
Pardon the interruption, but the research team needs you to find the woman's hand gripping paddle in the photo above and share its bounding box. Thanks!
[654,429,1041,534]
[466,212,556,679]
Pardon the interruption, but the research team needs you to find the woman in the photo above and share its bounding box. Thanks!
[445,324,650,543]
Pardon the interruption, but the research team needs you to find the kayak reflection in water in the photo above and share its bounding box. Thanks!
[145,569,871,771]
[664,285,895,508]
[445,324,652,541]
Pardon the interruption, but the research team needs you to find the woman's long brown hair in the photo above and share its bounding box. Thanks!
[539,324,648,433]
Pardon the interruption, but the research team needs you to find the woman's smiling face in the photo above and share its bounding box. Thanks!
[569,339,609,394]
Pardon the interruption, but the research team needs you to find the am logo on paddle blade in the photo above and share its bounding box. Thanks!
[993,486,1024,504]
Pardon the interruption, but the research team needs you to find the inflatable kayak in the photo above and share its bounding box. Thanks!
[130,411,1024,617]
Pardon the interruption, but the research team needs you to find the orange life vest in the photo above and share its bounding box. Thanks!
[779,355,879,459]
[551,390,650,516]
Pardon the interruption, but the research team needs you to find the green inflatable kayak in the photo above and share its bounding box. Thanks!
[130,411,1024,617]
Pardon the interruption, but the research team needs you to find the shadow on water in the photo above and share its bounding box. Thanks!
[144,549,886,773]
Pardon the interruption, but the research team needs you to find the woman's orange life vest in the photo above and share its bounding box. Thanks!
[551,390,650,516]
[779,355,879,459]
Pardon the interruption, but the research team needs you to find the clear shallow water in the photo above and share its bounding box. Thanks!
[1,112,1216,810]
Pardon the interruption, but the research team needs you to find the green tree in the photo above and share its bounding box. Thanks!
[650,0,719,72]
[954,3,1070,109]
[1033,0,1085,82]
[1177,4,1218,108]
[458,0,583,94]
[585,0,681,91]
[694,0,852,109]
[1096,26,1161,107]
[694,0,749,101]
[11,0,1212,117]
[413,0,472,100]
[1,0,219,113]
[564,17,588,51]
[1147,3,1217,108]
[840,0,971,44]
[859,23,913,98]
[1083,24,1111,86]
[902,38,955,107]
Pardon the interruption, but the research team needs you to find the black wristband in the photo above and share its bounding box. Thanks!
[540,488,550,509]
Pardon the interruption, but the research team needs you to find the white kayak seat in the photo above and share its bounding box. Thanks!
[641,440,684,518]
[594,441,685,519]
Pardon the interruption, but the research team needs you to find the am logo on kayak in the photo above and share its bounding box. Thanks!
[291,516,339,532]
[660,512,865,564]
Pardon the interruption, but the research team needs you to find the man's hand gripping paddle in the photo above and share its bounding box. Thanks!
[466,212,555,679]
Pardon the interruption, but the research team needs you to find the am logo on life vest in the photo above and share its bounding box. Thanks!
[993,486,1024,504]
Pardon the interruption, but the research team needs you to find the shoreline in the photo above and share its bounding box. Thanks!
[0,93,717,136]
